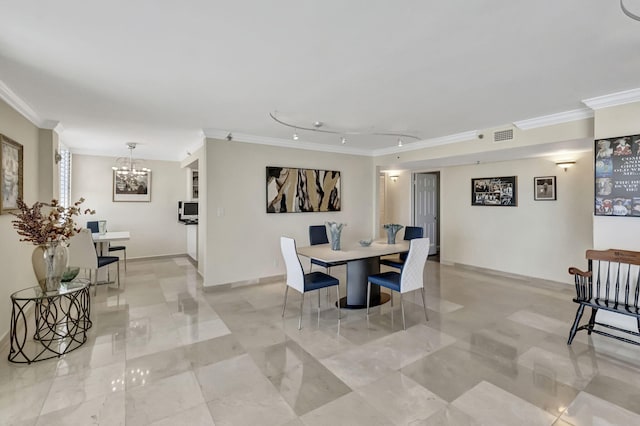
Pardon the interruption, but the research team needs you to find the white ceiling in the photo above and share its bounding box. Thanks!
[1,1,640,163]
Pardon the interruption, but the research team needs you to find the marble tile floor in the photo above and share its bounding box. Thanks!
[2,257,640,425]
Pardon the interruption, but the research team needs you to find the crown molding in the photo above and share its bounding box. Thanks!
[0,79,45,127]
[372,130,478,157]
[202,128,372,156]
[41,120,65,134]
[513,108,593,130]
[582,88,640,110]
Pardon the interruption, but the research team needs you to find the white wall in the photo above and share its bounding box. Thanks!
[0,99,41,341]
[204,138,375,286]
[72,154,187,258]
[440,155,593,283]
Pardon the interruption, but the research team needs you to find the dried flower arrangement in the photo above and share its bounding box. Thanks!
[10,198,95,245]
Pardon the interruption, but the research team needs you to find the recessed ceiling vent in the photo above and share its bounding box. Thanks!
[493,128,514,142]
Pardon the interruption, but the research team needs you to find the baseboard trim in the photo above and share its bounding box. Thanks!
[203,274,284,292]
[451,261,571,287]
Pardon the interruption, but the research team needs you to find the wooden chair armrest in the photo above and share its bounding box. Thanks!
[568,267,592,278]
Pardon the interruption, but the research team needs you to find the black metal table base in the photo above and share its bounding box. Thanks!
[338,293,391,309]
[9,282,92,364]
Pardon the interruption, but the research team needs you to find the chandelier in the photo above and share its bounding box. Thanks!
[269,112,420,147]
[111,143,151,176]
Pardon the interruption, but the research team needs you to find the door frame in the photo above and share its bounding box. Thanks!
[412,170,440,254]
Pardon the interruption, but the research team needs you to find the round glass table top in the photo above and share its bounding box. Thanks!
[11,279,90,300]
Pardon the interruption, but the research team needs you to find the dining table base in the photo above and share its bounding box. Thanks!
[338,258,391,309]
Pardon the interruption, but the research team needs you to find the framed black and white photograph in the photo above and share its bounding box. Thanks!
[0,134,23,214]
[471,176,517,206]
[534,176,556,201]
[113,170,151,202]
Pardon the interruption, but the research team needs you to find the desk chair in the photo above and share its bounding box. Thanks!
[68,229,120,296]
[367,237,430,330]
[380,226,424,270]
[87,220,127,271]
[280,236,341,330]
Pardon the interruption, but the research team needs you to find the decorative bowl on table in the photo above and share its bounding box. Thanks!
[61,267,80,282]
[359,239,373,247]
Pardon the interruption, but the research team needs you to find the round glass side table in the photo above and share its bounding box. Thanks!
[9,279,92,364]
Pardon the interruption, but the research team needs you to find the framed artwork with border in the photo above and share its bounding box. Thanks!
[113,171,151,202]
[534,176,557,201]
[594,134,640,216]
[0,134,23,214]
[266,166,341,213]
[471,176,517,206]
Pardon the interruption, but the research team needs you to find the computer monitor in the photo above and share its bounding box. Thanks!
[178,201,198,221]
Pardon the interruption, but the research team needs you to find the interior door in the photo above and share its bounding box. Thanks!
[414,172,439,255]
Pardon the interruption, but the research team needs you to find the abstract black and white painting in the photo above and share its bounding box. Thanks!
[266,167,341,213]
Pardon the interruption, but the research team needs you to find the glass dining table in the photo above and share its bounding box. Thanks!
[296,239,410,309]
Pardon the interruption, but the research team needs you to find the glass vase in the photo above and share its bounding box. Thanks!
[326,222,345,251]
[33,242,69,292]
[385,224,404,244]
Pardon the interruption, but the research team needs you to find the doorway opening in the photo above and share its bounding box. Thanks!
[413,172,440,259]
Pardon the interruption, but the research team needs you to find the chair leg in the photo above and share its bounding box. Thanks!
[568,304,585,345]
[282,286,289,317]
[420,288,429,322]
[317,289,321,323]
[400,292,406,330]
[336,285,341,320]
[117,261,120,288]
[326,267,331,305]
[587,308,598,335]
[123,248,127,272]
[92,269,97,297]
[298,292,305,330]
[366,282,371,317]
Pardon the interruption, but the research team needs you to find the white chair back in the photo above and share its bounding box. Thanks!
[400,237,430,293]
[280,236,305,293]
[67,229,98,270]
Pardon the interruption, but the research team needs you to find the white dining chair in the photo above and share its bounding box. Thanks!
[367,237,430,330]
[280,236,341,330]
[67,229,120,295]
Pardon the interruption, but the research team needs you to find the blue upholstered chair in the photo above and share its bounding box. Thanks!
[309,225,347,272]
[87,220,127,270]
[380,226,424,270]
[367,237,430,330]
[68,229,121,295]
[280,236,341,330]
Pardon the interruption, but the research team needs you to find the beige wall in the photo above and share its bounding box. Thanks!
[0,99,41,341]
[440,155,593,282]
[593,101,640,250]
[204,138,375,286]
[381,155,593,283]
[382,171,413,226]
[72,154,187,258]
[592,101,640,330]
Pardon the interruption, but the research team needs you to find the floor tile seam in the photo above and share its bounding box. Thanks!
[451,380,560,424]
[563,391,640,422]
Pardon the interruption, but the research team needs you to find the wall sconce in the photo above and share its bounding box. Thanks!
[556,161,576,172]
[389,175,399,182]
